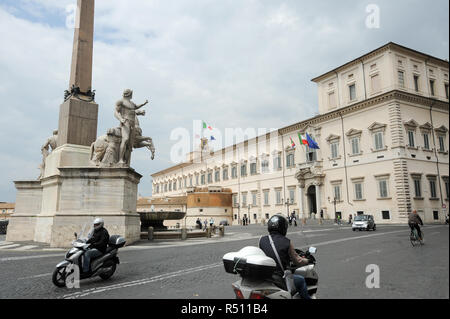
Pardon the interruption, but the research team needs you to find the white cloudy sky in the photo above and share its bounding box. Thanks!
[0,0,448,202]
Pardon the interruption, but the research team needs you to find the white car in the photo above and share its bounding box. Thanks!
[352,215,376,231]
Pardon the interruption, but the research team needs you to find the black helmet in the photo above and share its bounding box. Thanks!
[267,214,288,236]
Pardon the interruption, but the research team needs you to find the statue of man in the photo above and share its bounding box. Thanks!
[39,130,58,179]
[114,89,148,165]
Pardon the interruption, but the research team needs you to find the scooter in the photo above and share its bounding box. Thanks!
[223,246,319,299]
[52,232,125,288]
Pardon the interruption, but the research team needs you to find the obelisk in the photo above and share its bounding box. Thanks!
[57,0,98,148]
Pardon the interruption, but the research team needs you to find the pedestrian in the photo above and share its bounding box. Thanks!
[337,215,341,225]
[348,214,353,225]
[209,217,214,227]
[320,210,324,219]
[203,219,207,231]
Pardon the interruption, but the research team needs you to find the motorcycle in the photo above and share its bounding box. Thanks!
[52,231,125,288]
[223,246,319,299]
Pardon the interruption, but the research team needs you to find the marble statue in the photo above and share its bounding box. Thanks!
[39,130,58,179]
[90,89,154,167]
[89,128,121,167]
[114,89,148,165]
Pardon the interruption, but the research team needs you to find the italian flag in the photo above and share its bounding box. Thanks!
[298,132,308,145]
[202,121,213,130]
[289,137,296,148]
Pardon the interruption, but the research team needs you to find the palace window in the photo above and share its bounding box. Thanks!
[263,190,270,205]
[408,130,415,147]
[242,193,247,207]
[250,162,257,175]
[349,84,356,101]
[252,192,257,206]
[222,168,228,181]
[414,75,420,92]
[333,185,341,201]
[429,79,435,96]
[374,132,384,150]
[330,142,339,159]
[423,133,430,150]
[288,188,295,204]
[286,152,295,168]
[207,172,212,184]
[413,177,422,198]
[351,137,360,155]
[275,189,282,205]
[398,70,405,87]
[438,135,446,152]
[353,182,364,200]
[429,178,437,198]
[215,170,220,182]
[201,174,206,185]
[378,179,389,198]
[231,166,238,179]
[261,160,270,173]
[273,153,282,170]
[240,163,247,177]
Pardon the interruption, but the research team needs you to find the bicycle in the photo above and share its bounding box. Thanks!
[410,227,424,247]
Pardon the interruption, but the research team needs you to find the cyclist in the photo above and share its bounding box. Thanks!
[408,210,424,240]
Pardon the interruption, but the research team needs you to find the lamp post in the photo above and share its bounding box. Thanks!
[236,203,241,225]
[284,199,291,218]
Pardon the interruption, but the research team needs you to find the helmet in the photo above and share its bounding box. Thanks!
[267,214,288,236]
[93,217,104,231]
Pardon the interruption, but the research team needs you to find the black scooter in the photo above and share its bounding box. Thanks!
[52,233,125,287]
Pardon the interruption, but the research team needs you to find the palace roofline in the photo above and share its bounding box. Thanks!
[151,88,449,178]
[311,42,449,83]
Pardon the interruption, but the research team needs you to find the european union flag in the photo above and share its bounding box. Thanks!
[306,133,320,149]
[210,136,216,141]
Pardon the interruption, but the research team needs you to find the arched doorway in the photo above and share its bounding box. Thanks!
[307,185,317,218]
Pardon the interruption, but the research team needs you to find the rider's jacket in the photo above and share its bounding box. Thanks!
[259,232,291,273]
[87,227,110,253]
[408,213,423,226]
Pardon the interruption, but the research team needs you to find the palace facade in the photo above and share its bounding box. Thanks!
[151,42,449,226]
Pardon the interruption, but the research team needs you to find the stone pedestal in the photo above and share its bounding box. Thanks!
[6,181,43,242]
[57,97,98,148]
[8,167,142,248]
[48,167,141,247]
[43,144,92,178]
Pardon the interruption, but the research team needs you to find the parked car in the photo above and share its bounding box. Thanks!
[352,215,376,231]
[219,220,229,226]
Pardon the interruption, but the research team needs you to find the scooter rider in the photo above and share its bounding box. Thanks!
[83,218,110,273]
[259,214,312,299]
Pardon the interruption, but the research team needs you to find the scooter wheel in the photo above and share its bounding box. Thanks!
[99,263,116,280]
[52,267,67,288]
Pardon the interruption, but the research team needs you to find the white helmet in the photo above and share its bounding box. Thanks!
[93,217,104,230]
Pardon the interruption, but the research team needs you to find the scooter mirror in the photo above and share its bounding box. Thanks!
[308,247,317,254]
[74,232,77,239]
